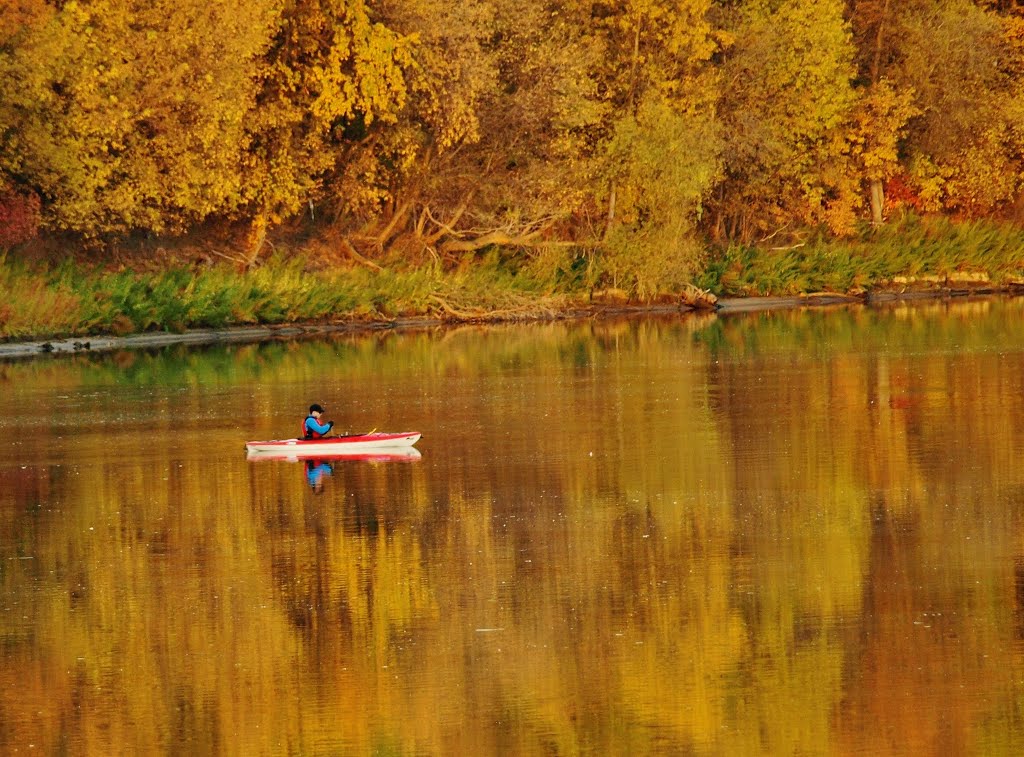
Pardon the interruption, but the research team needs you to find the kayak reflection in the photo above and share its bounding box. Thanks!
[246,447,422,492]
[245,447,422,464]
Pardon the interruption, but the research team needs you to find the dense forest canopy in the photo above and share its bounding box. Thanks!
[2,0,1024,289]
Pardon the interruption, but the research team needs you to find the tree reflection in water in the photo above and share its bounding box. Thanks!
[1,300,1023,753]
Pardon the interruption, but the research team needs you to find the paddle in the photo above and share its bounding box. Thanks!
[330,427,377,439]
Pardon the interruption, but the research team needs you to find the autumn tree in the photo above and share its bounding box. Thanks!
[848,0,1024,218]
[0,0,414,257]
[428,0,607,255]
[241,0,413,261]
[333,0,499,259]
[576,0,723,294]
[336,0,608,265]
[709,0,858,241]
[335,0,723,295]
[0,0,277,237]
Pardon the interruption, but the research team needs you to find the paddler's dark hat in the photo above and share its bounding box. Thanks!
[309,403,325,414]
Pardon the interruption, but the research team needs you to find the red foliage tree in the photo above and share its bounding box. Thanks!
[0,188,41,249]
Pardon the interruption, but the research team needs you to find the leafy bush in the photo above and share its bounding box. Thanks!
[0,189,41,249]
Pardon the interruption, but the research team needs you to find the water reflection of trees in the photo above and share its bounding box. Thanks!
[1,303,1024,751]
[707,299,1024,753]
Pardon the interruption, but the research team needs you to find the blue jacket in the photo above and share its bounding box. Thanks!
[303,415,333,439]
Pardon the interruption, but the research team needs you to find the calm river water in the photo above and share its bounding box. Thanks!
[2,299,1024,754]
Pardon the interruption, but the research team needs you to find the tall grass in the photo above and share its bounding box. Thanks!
[3,214,1023,341]
[696,215,1024,296]
[0,255,84,338]
[0,248,593,341]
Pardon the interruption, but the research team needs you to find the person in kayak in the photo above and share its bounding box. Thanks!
[303,403,335,439]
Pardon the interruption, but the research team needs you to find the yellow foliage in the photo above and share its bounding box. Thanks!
[0,0,414,236]
[0,0,280,235]
[713,0,859,238]
[849,79,919,183]
[2,0,1024,247]
[240,0,414,224]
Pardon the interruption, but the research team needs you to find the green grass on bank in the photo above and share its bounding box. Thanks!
[4,214,1024,341]
[0,248,592,341]
[696,215,1024,296]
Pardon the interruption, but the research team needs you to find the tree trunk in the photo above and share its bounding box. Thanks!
[375,199,413,248]
[870,0,891,84]
[243,213,268,270]
[868,0,890,228]
[439,222,557,254]
[870,180,885,225]
[603,183,617,240]
[424,193,474,245]
[339,237,384,271]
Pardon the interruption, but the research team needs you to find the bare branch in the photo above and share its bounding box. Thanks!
[339,237,385,271]
[439,218,558,253]
[759,222,793,244]
[374,199,413,248]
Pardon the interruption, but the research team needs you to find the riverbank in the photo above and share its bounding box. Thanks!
[1,287,1001,360]
[5,212,1024,358]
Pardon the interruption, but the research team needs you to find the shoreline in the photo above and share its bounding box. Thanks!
[0,289,1001,360]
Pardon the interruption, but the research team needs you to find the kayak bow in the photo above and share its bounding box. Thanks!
[245,431,421,456]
